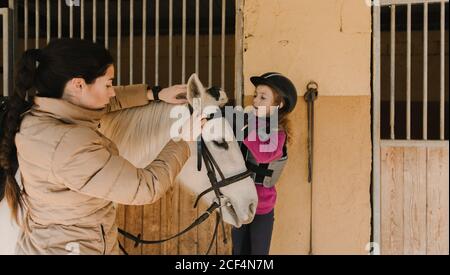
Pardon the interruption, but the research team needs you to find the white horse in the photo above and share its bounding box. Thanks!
[0,74,257,254]
[99,74,258,227]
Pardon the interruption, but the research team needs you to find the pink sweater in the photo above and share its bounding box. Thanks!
[243,129,286,215]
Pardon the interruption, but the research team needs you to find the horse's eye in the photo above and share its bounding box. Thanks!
[212,140,229,150]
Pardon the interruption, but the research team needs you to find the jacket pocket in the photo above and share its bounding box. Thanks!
[100,225,106,255]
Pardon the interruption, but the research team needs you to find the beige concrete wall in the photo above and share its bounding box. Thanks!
[243,0,372,254]
[243,0,371,97]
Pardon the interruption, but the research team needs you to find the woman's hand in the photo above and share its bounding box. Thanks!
[176,110,208,141]
[159,85,188,105]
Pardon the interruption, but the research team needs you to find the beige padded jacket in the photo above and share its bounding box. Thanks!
[14,85,190,255]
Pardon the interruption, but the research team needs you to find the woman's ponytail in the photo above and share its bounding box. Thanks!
[0,49,40,224]
[1,38,113,224]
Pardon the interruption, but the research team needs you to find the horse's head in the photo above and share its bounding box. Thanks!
[177,74,258,228]
[99,75,257,228]
[186,73,228,108]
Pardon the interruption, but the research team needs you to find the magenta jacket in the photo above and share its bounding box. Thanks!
[243,128,287,215]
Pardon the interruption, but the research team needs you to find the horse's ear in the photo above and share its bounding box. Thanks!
[187,74,205,105]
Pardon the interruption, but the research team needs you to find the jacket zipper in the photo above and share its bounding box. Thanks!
[100,225,106,255]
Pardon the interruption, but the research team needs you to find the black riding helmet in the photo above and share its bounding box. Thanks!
[250,72,297,114]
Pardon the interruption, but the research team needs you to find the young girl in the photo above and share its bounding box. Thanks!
[232,72,297,255]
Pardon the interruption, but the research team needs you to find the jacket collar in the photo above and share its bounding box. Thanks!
[30,96,106,129]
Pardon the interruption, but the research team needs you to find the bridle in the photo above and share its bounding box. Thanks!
[118,106,253,255]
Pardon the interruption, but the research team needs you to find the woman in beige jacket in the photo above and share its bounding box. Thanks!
[0,38,195,255]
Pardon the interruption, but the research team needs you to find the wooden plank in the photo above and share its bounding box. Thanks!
[178,186,198,255]
[403,147,427,255]
[115,204,126,255]
[160,185,180,255]
[381,147,404,255]
[142,201,162,255]
[426,147,449,255]
[124,205,143,255]
[197,200,217,255]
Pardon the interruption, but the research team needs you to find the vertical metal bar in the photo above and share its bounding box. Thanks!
[440,0,445,140]
[221,0,226,89]
[155,0,159,86]
[234,0,244,107]
[117,0,121,85]
[36,0,39,49]
[406,3,411,140]
[142,0,147,83]
[81,0,85,39]
[69,0,73,38]
[8,0,18,95]
[46,0,50,44]
[209,0,213,87]
[93,0,97,43]
[390,5,396,140]
[104,0,108,48]
[195,0,199,75]
[130,0,134,85]
[25,0,28,50]
[2,9,9,96]
[423,3,428,140]
[372,4,381,254]
[168,0,173,86]
[58,0,61,38]
[182,0,186,84]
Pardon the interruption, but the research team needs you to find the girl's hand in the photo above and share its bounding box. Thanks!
[159,85,188,105]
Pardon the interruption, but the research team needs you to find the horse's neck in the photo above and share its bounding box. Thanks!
[100,102,185,168]
[100,102,203,192]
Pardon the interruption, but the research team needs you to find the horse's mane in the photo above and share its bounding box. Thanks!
[99,102,182,168]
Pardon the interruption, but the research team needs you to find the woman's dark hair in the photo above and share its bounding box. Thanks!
[0,38,114,223]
